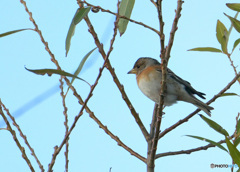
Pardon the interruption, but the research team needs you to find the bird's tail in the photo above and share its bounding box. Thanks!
[192,98,214,116]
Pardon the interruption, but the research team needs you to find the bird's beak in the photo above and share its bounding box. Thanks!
[127,68,137,74]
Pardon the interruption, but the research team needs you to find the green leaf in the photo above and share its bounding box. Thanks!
[228,12,239,40]
[226,3,240,12]
[234,137,240,147]
[186,135,228,152]
[225,13,240,33]
[65,7,91,57]
[25,67,90,86]
[0,28,33,38]
[66,47,97,95]
[236,119,240,135]
[200,115,229,136]
[216,20,228,43]
[233,38,240,52]
[221,93,239,97]
[216,20,228,53]
[188,47,222,53]
[220,35,228,54]
[118,0,135,36]
[74,7,91,25]
[226,137,240,166]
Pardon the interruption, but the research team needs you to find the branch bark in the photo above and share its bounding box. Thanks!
[155,135,233,159]
[83,8,150,141]
[147,1,183,171]
[0,100,36,172]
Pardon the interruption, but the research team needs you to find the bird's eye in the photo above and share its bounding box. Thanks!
[136,65,140,68]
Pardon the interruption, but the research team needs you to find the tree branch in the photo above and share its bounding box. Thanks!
[165,0,184,62]
[59,77,69,172]
[147,1,184,170]
[155,135,233,159]
[80,0,160,35]
[82,5,150,141]
[0,100,36,172]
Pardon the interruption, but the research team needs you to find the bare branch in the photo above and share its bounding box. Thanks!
[165,0,184,62]
[80,0,160,35]
[157,0,165,54]
[147,1,184,170]
[89,106,147,163]
[150,0,157,8]
[155,135,233,159]
[19,0,60,70]
[227,54,240,85]
[82,4,150,141]
[0,100,36,172]
[48,66,104,171]
[59,77,69,172]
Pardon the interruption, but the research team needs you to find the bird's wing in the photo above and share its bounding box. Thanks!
[156,67,206,99]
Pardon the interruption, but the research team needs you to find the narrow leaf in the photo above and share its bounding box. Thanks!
[226,3,240,12]
[118,0,135,36]
[72,47,97,82]
[200,115,229,136]
[228,12,239,39]
[220,35,228,54]
[233,38,240,52]
[216,20,228,53]
[66,18,76,56]
[65,7,91,57]
[236,119,240,135]
[188,47,222,53]
[216,20,229,44]
[226,137,240,166]
[225,13,240,33]
[74,7,91,25]
[66,47,97,95]
[186,135,228,152]
[0,28,32,38]
[25,67,90,86]
[221,93,239,97]
[234,137,240,147]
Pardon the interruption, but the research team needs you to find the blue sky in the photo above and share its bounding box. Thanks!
[1,0,240,171]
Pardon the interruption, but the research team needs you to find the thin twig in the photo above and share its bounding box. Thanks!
[48,67,104,172]
[0,100,36,172]
[165,0,184,63]
[155,134,234,159]
[147,104,158,170]
[150,0,157,8]
[158,72,240,140]
[82,3,150,141]
[227,54,240,85]
[59,77,69,172]
[149,104,159,139]
[157,0,165,54]
[1,100,44,171]
[80,0,160,35]
[89,105,147,163]
[19,0,60,70]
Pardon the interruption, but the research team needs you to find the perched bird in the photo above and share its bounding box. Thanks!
[128,57,213,116]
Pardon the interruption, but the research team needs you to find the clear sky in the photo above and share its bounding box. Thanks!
[1,0,240,172]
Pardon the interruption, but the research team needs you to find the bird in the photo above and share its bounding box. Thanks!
[127,57,213,116]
